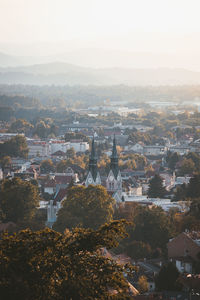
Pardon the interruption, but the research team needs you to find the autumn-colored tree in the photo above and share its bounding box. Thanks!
[53,185,115,232]
[0,220,135,300]
[138,276,149,294]
[9,118,33,134]
[66,147,76,159]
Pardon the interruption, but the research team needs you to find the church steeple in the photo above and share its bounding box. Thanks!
[110,135,119,179]
[88,137,98,181]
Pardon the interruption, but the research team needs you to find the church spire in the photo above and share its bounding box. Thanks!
[110,135,119,178]
[88,137,98,181]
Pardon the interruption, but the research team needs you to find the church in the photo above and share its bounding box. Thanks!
[85,136,123,203]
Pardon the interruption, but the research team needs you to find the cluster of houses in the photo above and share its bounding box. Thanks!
[0,134,191,228]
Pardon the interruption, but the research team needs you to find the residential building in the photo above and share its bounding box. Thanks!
[168,231,200,273]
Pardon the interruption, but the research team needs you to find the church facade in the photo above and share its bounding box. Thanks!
[85,136,123,203]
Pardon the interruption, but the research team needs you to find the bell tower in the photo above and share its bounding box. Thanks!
[85,138,101,186]
[106,136,122,201]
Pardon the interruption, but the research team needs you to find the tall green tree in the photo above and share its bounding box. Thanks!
[53,185,115,232]
[187,173,200,198]
[166,151,180,171]
[0,220,135,300]
[0,178,39,224]
[155,262,182,291]
[148,174,166,198]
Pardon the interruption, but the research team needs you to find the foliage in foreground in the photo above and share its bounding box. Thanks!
[0,220,135,300]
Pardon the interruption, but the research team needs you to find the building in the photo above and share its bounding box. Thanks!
[27,140,50,157]
[143,145,167,156]
[85,136,123,203]
[106,136,123,202]
[168,231,200,273]
[85,138,101,186]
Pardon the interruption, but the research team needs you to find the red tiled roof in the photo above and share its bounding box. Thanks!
[44,179,56,188]
[55,175,73,184]
[54,188,68,203]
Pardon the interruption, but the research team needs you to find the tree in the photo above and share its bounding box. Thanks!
[40,159,54,173]
[9,118,33,134]
[0,178,39,224]
[53,185,115,232]
[173,183,187,201]
[138,276,148,294]
[34,120,49,138]
[126,240,152,260]
[0,220,135,300]
[148,174,166,198]
[179,158,195,175]
[66,147,76,159]
[155,262,182,291]
[0,156,11,171]
[132,206,172,249]
[187,173,200,199]
[186,152,200,170]
[56,159,68,172]
[0,135,29,158]
[166,151,180,171]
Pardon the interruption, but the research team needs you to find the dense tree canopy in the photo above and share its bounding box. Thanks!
[0,135,29,158]
[0,220,135,300]
[155,262,181,291]
[53,185,115,232]
[0,178,39,224]
[132,206,172,249]
[148,174,166,198]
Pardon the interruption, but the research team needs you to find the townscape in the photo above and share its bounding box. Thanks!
[1,1,200,299]
[0,92,200,299]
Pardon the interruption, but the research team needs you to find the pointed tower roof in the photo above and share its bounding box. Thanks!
[88,137,98,181]
[90,137,97,160]
[110,135,119,179]
[111,135,118,159]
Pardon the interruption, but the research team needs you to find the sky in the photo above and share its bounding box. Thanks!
[0,0,200,65]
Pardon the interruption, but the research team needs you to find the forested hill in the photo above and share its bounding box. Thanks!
[0,62,200,85]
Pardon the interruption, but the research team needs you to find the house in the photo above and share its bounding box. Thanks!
[27,140,50,157]
[123,177,143,196]
[51,150,66,159]
[143,145,167,156]
[169,145,190,155]
[167,231,200,273]
[44,179,57,194]
[46,187,68,228]
[124,142,144,154]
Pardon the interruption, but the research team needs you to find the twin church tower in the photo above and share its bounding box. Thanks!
[85,136,122,202]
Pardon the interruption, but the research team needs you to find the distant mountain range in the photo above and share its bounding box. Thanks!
[0,52,200,85]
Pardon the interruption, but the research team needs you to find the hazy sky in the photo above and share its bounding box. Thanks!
[0,0,200,63]
[0,0,200,41]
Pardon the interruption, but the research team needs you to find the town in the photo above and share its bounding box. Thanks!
[0,95,200,299]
